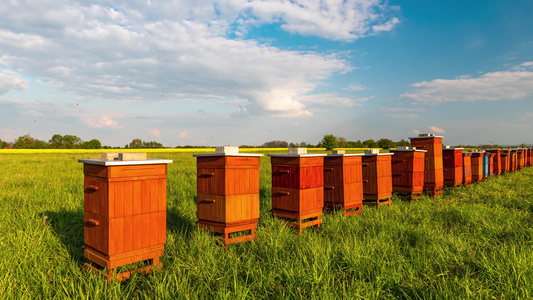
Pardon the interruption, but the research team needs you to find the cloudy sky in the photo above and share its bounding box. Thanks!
[1,0,532,147]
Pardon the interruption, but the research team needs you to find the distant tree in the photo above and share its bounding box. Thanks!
[0,139,8,148]
[49,134,63,148]
[377,138,396,149]
[82,139,102,149]
[14,135,47,149]
[337,136,347,148]
[62,135,82,148]
[261,140,289,148]
[396,139,410,147]
[346,140,364,148]
[129,138,143,149]
[142,141,163,148]
[520,143,527,148]
[363,139,378,148]
[289,141,313,148]
[321,134,338,151]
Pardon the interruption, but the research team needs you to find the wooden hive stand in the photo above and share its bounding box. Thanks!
[361,150,393,207]
[323,151,364,216]
[389,147,426,201]
[268,149,326,234]
[79,156,172,282]
[486,149,502,177]
[409,134,444,198]
[194,147,263,247]
[442,147,464,188]
[462,152,472,187]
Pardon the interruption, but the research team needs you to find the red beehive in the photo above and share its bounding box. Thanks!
[79,154,172,281]
[409,134,444,197]
[486,149,501,176]
[516,149,524,170]
[442,146,464,188]
[462,152,472,187]
[269,148,326,234]
[488,153,494,176]
[194,146,263,246]
[361,150,393,207]
[389,147,426,201]
[528,148,533,167]
[470,151,485,183]
[323,151,363,216]
[509,150,517,172]
[501,150,511,173]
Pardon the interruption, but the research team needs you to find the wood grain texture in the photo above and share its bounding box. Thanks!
[470,153,484,182]
[410,137,443,190]
[362,155,392,200]
[390,150,425,194]
[323,156,363,212]
[486,150,501,175]
[443,149,463,186]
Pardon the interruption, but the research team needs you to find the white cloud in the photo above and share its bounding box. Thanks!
[400,63,533,103]
[344,83,368,91]
[380,107,425,112]
[429,126,445,133]
[299,93,369,107]
[88,116,121,128]
[412,130,420,135]
[372,17,400,33]
[0,1,400,117]
[0,69,28,95]
[178,131,191,139]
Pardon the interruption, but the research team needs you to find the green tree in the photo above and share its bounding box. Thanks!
[129,138,143,148]
[49,134,63,148]
[62,135,82,148]
[82,139,102,149]
[396,139,410,147]
[377,138,396,149]
[14,135,47,149]
[321,134,338,151]
[363,139,378,148]
[337,136,347,148]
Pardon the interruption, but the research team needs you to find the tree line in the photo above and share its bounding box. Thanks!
[256,135,411,151]
[0,134,163,149]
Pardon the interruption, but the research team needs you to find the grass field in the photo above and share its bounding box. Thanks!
[1,150,532,299]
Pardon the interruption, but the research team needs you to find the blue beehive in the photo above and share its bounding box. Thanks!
[483,155,489,177]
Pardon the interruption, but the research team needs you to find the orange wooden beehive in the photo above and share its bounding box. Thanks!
[79,156,172,281]
[488,153,494,176]
[500,150,511,173]
[509,150,517,172]
[470,151,485,183]
[528,148,533,167]
[269,149,326,234]
[516,149,524,170]
[323,151,363,216]
[462,152,472,187]
[361,150,393,207]
[409,134,444,197]
[389,147,425,201]
[194,147,263,246]
[442,146,464,188]
[486,149,502,176]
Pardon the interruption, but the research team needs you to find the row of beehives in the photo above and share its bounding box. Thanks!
[78,135,532,281]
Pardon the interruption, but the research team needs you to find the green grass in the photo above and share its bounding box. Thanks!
[0,151,532,299]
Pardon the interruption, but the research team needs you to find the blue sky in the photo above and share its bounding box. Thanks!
[1,0,532,147]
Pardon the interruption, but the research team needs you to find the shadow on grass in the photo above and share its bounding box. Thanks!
[44,209,85,265]
[167,204,196,238]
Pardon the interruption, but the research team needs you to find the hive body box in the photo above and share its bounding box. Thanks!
[361,153,393,207]
[409,136,444,197]
[483,155,489,178]
[442,148,464,187]
[509,151,517,172]
[470,152,485,183]
[79,158,172,281]
[269,153,326,233]
[462,152,472,187]
[500,151,511,173]
[486,149,502,176]
[488,154,494,176]
[389,149,426,200]
[194,153,263,246]
[323,154,364,216]
[529,148,533,167]
[516,149,524,170]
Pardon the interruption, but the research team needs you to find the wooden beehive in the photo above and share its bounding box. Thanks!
[482,155,489,179]
[194,149,263,246]
[486,149,501,176]
[442,147,464,188]
[361,151,393,207]
[470,151,485,183]
[462,152,472,187]
[389,147,426,201]
[528,148,533,167]
[488,153,494,176]
[323,153,363,216]
[500,150,511,173]
[516,149,524,170]
[268,151,326,234]
[409,134,444,197]
[509,150,517,172]
[79,157,172,281]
